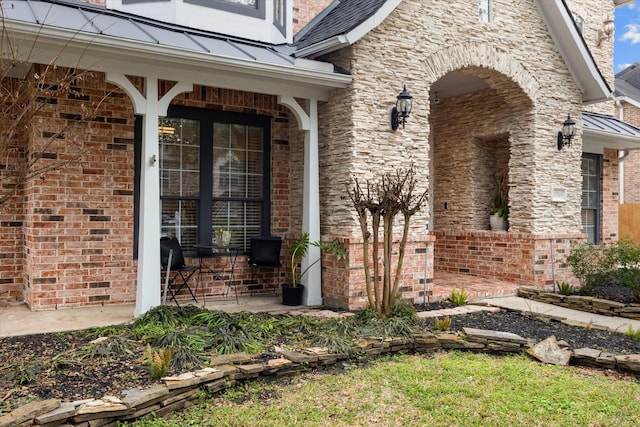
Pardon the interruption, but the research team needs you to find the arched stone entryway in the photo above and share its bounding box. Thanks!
[423,43,571,290]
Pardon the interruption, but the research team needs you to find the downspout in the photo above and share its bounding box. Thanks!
[617,99,627,204]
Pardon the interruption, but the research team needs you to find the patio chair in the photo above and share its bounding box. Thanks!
[160,237,200,307]
[248,236,282,294]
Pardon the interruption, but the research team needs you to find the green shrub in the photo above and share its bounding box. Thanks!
[146,346,173,379]
[557,281,575,296]
[450,288,469,306]
[625,326,640,340]
[567,238,640,295]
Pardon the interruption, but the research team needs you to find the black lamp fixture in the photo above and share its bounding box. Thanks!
[391,85,413,131]
[557,114,576,150]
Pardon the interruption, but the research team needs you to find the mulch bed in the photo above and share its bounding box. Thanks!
[2,294,640,411]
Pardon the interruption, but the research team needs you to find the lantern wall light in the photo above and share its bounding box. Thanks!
[557,114,576,150]
[391,85,413,131]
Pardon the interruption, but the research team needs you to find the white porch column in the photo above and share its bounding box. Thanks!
[301,99,322,306]
[106,73,192,316]
[135,78,161,316]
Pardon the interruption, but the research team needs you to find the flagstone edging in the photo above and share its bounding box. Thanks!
[518,287,640,320]
[2,328,640,427]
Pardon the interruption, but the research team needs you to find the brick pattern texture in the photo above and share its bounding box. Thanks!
[619,102,640,203]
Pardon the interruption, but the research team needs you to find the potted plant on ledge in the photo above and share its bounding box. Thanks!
[489,174,508,231]
[283,232,348,306]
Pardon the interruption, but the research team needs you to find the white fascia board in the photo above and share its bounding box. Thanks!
[294,0,401,58]
[615,95,640,110]
[534,0,611,104]
[4,21,351,98]
[583,129,640,154]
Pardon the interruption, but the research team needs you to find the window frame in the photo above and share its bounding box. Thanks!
[185,0,266,19]
[581,153,600,244]
[133,107,272,258]
[273,0,286,36]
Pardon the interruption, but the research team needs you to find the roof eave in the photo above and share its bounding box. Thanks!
[614,95,640,110]
[5,20,352,92]
[583,128,640,153]
[534,0,611,104]
[294,0,400,58]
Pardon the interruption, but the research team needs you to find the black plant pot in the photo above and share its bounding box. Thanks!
[282,284,305,306]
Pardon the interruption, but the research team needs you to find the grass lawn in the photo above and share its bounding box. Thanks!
[128,352,640,426]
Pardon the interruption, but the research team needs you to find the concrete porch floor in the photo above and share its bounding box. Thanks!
[0,272,524,338]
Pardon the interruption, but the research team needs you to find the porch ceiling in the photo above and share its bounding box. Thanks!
[0,0,351,100]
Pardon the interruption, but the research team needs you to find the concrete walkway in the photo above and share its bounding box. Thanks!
[475,296,640,334]
[2,295,640,338]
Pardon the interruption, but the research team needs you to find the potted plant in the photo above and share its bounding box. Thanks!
[282,232,348,306]
[489,174,508,231]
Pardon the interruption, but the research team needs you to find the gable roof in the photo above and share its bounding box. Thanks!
[615,63,640,104]
[293,0,610,104]
[294,0,398,58]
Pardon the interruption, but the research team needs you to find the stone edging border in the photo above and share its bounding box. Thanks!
[518,287,640,320]
[2,327,640,427]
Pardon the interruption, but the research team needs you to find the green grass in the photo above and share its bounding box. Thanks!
[126,352,640,426]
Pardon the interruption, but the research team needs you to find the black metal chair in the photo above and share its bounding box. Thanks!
[160,237,200,307]
[248,236,282,294]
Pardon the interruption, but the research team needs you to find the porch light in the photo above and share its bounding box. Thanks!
[597,17,614,47]
[391,85,413,131]
[557,115,576,150]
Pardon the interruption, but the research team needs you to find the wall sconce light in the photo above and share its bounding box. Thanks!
[391,85,413,131]
[557,115,576,150]
[597,17,614,47]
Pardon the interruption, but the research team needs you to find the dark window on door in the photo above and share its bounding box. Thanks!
[134,107,271,256]
[581,153,600,243]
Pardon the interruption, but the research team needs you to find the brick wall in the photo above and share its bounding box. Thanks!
[619,101,640,203]
[4,65,296,309]
[601,148,620,243]
[293,0,333,34]
[434,230,581,289]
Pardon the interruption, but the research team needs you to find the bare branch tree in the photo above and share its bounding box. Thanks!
[0,10,109,207]
[348,166,428,317]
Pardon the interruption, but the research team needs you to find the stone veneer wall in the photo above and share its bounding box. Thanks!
[434,231,583,289]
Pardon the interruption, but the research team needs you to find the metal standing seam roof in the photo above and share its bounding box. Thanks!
[0,0,296,67]
[583,111,640,139]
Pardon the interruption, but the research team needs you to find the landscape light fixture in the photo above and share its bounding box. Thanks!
[391,85,413,131]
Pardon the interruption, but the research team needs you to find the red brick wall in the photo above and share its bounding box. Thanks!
[293,0,334,34]
[2,65,296,309]
[22,68,137,309]
[322,234,434,311]
[433,230,581,289]
[601,148,619,243]
[619,102,640,204]
[0,77,29,303]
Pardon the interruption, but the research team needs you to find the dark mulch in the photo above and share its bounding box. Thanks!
[2,291,640,411]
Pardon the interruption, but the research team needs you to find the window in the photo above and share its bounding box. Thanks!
[479,0,492,23]
[135,107,271,256]
[274,0,286,35]
[185,0,266,19]
[581,154,600,243]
